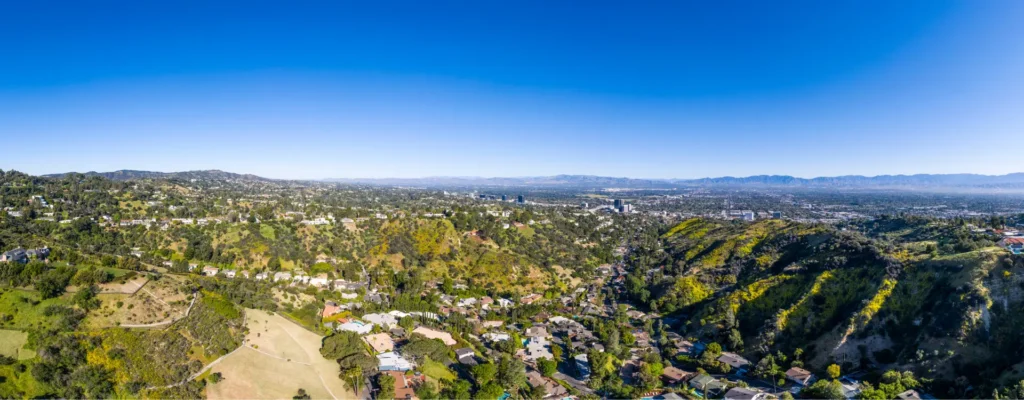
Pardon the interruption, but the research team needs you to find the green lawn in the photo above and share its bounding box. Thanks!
[518,226,536,238]
[0,289,71,331]
[260,224,276,240]
[0,329,34,360]
[420,358,456,381]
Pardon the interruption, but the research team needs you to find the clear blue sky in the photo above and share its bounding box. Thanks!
[1,1,1022,179]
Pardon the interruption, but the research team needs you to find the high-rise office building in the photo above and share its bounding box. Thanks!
[517,195,524,203]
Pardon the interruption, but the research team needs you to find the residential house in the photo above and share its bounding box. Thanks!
[661,366,692,386]
[520,293,542,305]
[483,332,511,342]
[273,272,291,282]
[718,352,751,370]
[310,275,330,287]
[725,387,767,400]
[202,266,219,276]
[337,320,374,334]
[366,292,388,304]
[412,327,457,346]
[496,298,514,308]
[455,348,478,365]
[526,370,569,399]
[363,313,399,328]
[0,248,27,264]
[222,269,237,279]
[1001,237,1024,255]
[520,336,553,362]
[25,247,50,260]
[574,354,591,380]
[786,367,815,386]
[363,333,395,353]
[322,301,342,319]
[384,370,424,400]
[377,352,414,372]
[689,374,727,397]
[456,297,478,308]
[897,390,922,400]
[840,378,862,399]
[255,272,269,280]
[525,326,550,338]
[481,320,504,329]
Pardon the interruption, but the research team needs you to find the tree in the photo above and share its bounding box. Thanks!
[441,379,472,400]
[377,373,396,400]
[399,316,416,331]
[496,356,527,391]
[339,366,363,394]
[293,388,312,399]
[471,363,497,386]
[36,271,70,299]
[415,381,438,400]
[528,383,547,400]
[209,372,223,383]
[827,364,841,380]
[538,358,557,377]
[727,329,744,350]
[476,383,504,400]
[802,379,844,400]
[551,343,563,361]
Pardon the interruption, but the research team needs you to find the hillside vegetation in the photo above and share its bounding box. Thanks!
[626,216,1024,396]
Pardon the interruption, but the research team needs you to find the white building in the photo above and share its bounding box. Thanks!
[377,352,414,371]
[337,320,374,334]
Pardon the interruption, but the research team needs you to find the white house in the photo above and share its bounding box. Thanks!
[337,320,374,335]
[377,352,414,371]
[273,272,291,282]
[483,332,511,342]
[363,313,399,328]
[310,275,330,287]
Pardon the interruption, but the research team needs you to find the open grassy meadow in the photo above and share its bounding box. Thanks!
[205,309,356,400]
[0,289,72,331]
[0,329,34,360]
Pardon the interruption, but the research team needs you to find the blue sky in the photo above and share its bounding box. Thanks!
[1,1,1022,179]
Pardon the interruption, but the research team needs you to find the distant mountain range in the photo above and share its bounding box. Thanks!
[42,170,1024,191]
[325,173,1024,190]
[44,169,274,182]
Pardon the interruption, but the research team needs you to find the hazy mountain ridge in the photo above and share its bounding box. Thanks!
[44,169,1024,190]
[44,169,275,182]
[327,173,1024,189]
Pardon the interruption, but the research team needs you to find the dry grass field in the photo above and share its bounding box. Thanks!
[205,309,357,400]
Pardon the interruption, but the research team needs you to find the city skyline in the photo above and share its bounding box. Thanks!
[2,1,1023,179]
